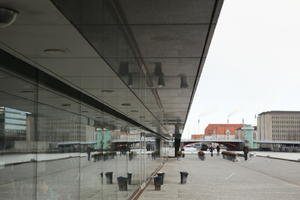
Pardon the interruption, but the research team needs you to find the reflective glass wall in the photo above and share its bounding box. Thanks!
[0,67,168,200]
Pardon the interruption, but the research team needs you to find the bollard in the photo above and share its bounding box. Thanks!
[157,172,165,185]
[127,173,132,185]
[100,172,103,184]
[105,172,113,184]
[153,176,162,191]
[180,171,188,184]
[117,177,128,191]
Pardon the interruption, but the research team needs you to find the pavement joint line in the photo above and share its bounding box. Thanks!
[224,172,235,180]
[129,162,165,200]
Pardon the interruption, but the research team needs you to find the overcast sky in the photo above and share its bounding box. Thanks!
[182,0,300,139]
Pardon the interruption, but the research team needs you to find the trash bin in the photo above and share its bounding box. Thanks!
[180,171,188,184]
[127,173,132,185]
[153,176,162,191]
[105,172,113,184]
[117,177,128,191]
[157,172,165,185]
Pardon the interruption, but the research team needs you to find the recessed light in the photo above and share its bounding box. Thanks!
[61,103,71,107]
[20,90,34,93]
[121,103,131,106]
[101,89,114,93]
[0,7,18,28]
[44,48,67,55]
[130,110,138,113]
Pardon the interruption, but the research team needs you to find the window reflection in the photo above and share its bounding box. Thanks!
[0,68,168,200]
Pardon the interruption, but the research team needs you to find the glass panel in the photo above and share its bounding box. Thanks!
[36,87,81,200]
[0,61,168,200]
[0,69,37,200]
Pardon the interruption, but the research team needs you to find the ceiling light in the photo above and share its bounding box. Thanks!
[157,73,165,88]
[61,103,71,107]
[19,90,34,93]
[101,89,114,93]
[180,74,188,88]
[121,103,131,106]
[0,7,18,28]
[44,49,67,55]
[118,62,129,76]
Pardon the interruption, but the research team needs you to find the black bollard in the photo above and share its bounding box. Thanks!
[105,172,113,184]
[100,172,103,184]
[180,171,189,184]
[117,177,128,191]
[127,173,132,185]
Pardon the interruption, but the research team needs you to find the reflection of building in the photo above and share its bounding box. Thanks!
[0,107,28,150]
[204,124,244,140]
[257,111,300,141]
[95,129,112,150]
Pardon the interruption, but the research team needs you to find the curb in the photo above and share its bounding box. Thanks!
[255,155,300,162]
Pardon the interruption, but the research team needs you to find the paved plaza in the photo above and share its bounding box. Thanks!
[139,154,300,200]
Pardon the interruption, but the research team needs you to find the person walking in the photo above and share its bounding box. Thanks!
[243,145,249,161]
[209,145,214,157]
[216,145,220,156]
[87,146,92,161]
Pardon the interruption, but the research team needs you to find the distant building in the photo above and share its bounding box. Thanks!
[0,107,28,150]
[204,124,244,140]
[191,134,204,139]
[235,125,257,149]
[257,111,300,141]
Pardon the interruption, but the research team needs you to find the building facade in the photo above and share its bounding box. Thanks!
[257,111,300,141]
[257,111,300,151]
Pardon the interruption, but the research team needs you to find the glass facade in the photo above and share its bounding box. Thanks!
[0,67,169,200]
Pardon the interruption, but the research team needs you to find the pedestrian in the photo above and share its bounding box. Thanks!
[243,145,249,161]
[87,146,91,161]
[216,145,220,156]
[209,145,214,157]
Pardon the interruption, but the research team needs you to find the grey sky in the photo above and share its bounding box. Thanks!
[182,0,300,139]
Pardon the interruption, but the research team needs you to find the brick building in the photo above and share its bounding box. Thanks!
[204,124,244,140]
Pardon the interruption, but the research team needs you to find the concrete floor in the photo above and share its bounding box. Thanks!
[139,154,300,200]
